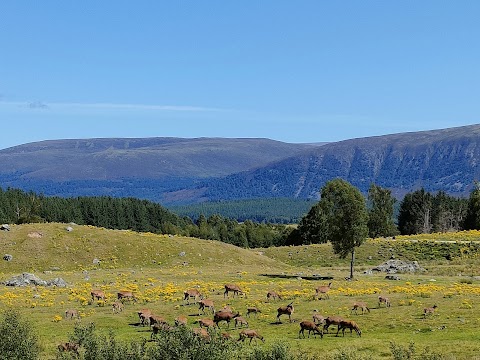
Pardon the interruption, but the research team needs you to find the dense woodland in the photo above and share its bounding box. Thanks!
[1,183,480,248]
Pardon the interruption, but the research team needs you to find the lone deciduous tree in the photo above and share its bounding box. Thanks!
[315,179,368,279]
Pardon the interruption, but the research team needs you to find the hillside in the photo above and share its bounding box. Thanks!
[1,125,480,205]
[0,223,286,273]
[169,124,480,202]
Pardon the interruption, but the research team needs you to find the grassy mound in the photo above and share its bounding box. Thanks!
[0,223,287,274]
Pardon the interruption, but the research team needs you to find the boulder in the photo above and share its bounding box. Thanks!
[47,278,68,287]
[370,260,426,274]
[0,224,10,231]
[5,273,67,287]
[6,273,48,287]
[385,275,401,280]
[66,226,73,232]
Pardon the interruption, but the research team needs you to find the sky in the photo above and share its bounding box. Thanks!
[1,1,480,150]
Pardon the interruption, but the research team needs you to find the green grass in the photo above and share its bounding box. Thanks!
[1,223,480,359]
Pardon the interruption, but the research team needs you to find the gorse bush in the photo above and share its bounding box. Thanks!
[0,310,40,360]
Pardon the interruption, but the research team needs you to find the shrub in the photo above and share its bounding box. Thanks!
[0,309,40,360]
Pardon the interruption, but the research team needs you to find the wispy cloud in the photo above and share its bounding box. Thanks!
[0,100,222,112]
[27,101,49,109]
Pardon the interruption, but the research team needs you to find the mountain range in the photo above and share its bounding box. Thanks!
[1,124,479,204]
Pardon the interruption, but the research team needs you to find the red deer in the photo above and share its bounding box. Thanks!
[277,303,294,323]
[149,315,168,328]
[175,315,188,326]
[234,316,248,328]
[224,284,244,298]
[221,305,233,313]
[238,329,265,344]
[323,315,344,333]
[378,295,391,308]
[137,309,152,326]
[193,327,211,342]
[246,307,261,317]
[151,323,174,339]
[214,310,240,328]
[312,313,326,325]
[90,289,106,302]
[198,299,215,314]
[424,304,438,318]
[221,332,233,340]
[57,342,79,355]
[299,320,324,338]
[315,282,332,300]
[198,318,215,328]
[351,301,370,315]
[65,309,79,320]
[336,319,361,337]
[117,290,137,303]
[112,300,124,314]
[183,289,203,304]
[266,291,282,301]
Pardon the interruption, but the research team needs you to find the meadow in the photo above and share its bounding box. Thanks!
[1,223,480,359]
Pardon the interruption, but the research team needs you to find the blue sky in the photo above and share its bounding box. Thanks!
[1,1,479,150]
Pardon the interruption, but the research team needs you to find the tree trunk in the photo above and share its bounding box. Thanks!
[350,248,355,280]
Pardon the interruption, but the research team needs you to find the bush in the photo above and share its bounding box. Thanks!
[0,310,40,360]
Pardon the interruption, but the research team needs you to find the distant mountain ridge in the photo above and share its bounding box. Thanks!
[1,125,479,204]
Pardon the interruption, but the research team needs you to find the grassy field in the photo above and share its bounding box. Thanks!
[1,223,480,359]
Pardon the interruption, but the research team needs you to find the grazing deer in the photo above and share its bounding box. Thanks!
[315,283,332,300]
[137,309,152,326]
[351,301,370,315]
[246,307,261,317]
[323,315,344,333]
[378,295,391,308]
[214,310,240,328]
[175,315,188,326]
[193,327,211,342]
[57,342,79,355]
[299,320,324,338]
[424,304,438,318]
[266,291,282,301]
[238,329,265,344]
[198,299,215,314]
[117,290,137,303]
[198,318,215,328]
[277,302,294,323]
[112,300,124,314]
[183,289,203,304]
[336,319,361,337]
[149,315,168,329]
[90,289,106,302]
[234,316,249,328]
[224,284,243,298]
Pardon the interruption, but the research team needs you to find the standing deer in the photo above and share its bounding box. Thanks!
[238,329,265,344]
[224,284,244,298]
[183,289,203,304]
[277,303,294,323]
[266,291,282,301]
[351,301,370,315]
[424,304,438,318]
[315,283,332,300]
[378,295,391,308]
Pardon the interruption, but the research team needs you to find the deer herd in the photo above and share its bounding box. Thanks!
[58,281,440,354]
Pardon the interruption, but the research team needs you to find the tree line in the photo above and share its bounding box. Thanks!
[2,182,480,251]
[0,187,286,249]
